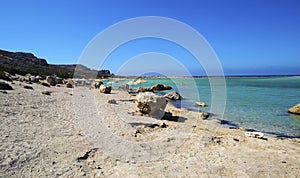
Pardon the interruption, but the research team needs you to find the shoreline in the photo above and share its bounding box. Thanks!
[111,75,300,79]
[1,79,299,177]
[169,99,300,139]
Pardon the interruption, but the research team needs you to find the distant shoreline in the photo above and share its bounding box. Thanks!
[111,75,300,79]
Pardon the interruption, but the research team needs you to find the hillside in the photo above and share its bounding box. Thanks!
[0,49,105,78]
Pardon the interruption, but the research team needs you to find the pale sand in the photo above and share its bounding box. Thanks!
[0,79,299,177]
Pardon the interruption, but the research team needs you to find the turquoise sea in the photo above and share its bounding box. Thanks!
[105,76,300,138]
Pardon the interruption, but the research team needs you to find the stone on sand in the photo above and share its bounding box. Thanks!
[94,81,103,89]
[42,91,51,95]
[66,83,73,88]
[199,112,209,119]
[24,85,34,90]
[136,92,167,118]
[0,82,13,90]
[0,71,13,82]
[99,85,112,94]
[41,82,51,87]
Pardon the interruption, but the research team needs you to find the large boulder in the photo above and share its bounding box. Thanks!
[46,76,63,86]
[288,103,300,115]
[164,91,182,100]
[0,82,13,90]
[136,92,167,118]
[99,85,112,94]
[151,84,172,91]
[46,76,57,86]
[55,77,63,84]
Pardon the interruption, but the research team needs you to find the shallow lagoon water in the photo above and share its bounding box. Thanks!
[106,76,300,137]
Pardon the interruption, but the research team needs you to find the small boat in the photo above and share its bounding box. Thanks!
[245,131,264,138]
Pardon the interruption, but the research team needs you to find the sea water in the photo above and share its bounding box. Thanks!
[106,76,300,138]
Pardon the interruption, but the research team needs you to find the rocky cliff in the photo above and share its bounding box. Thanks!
[0,49,107,78]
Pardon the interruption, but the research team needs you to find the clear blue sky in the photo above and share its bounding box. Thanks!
[1,0,299,75]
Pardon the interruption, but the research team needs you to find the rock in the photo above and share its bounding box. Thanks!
[0,82,13,90]
[99,85,112,94]
[137,87,153,92]
[46,76,57,86]
[245,132,264,138]
[136,92,167,118]
[30,76,39,83]
[164,91,182,100]
[196,102,207,107]
[66,83,73,88]
[0,71,13,82]
[24,74,31,81]
[199,112,209,119]
[38,75,47,80]
[108,99,117,104]
[42,91,51,95]
[41,82,50,87]
[24,85,34,90]
[55,77,63,84]
[288,103,300,115]
[151,84,172,91]
[94,81,103,89]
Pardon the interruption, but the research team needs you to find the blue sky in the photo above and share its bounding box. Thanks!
[0,0,299,75]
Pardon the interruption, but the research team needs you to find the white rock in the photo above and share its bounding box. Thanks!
[136,92,167,119]
[99,85,112,94]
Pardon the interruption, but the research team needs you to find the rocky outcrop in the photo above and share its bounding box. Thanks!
[0,82,13,90]
[151,84,172,91]
[136,92,167,118]
[23,74,41,83]
[288,103,300,115]
[99,85,112,94]
[164,91,182,100]
[46,76,63,86]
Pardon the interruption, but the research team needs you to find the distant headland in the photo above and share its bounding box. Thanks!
[0,49,112,79]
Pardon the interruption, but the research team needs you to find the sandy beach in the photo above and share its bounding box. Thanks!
[1,79,299,177]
